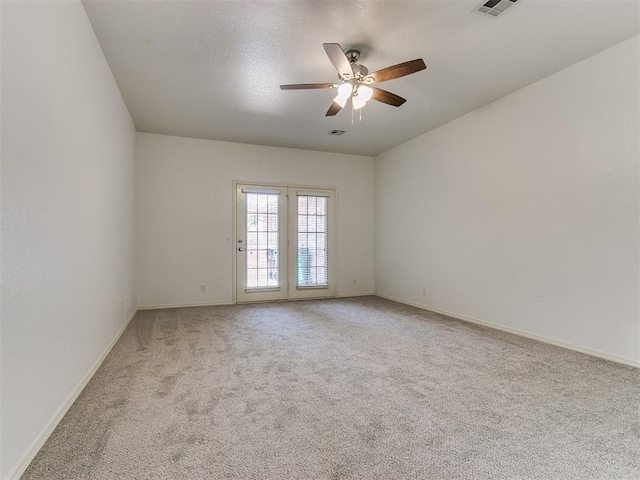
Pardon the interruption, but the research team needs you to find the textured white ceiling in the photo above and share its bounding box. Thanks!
[83,0,639,156]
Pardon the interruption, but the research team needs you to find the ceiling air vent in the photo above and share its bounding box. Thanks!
[476,0,519,17]
[328,130,346,136]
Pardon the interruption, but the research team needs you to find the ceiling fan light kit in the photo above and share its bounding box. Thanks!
[280,43,426,119]
[358,85,374,102]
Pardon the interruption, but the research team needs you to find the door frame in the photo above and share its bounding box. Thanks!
[232,180,338,304]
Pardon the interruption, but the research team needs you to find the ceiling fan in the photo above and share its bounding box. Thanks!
[280,43,426,117]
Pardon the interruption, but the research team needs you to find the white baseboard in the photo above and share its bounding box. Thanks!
[7,309,138,480]
[375,293,639,368]
[137,301,234,310]
[336,292,375,298]
[139,295,375,308]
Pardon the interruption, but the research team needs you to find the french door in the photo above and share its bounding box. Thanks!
[235,184,335,303]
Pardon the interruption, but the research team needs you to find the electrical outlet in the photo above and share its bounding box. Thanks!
[201,284,206,293]
[352,278,357,285]
[422,288,427,296]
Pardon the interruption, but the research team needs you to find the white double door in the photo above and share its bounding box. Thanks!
[235,184,335,303]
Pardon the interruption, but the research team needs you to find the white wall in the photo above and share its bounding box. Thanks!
[136,133,374,307]
[375,36,640,365]
[0,2,136,478]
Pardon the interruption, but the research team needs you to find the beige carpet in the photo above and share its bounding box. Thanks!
[22,296,639,479]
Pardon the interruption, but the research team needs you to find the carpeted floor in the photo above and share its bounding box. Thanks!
[22,296,639,479]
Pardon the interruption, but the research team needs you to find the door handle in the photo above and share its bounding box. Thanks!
[238,247,244,251]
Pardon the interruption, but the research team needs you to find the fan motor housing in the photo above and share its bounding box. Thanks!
[344,49,368,79]
[351,63,369,78]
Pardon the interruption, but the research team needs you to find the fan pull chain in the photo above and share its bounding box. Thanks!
[351,100,354,125]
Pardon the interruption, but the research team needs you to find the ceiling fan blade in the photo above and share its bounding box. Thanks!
[371,87,406,107]
[280,83,336,90]
[325,101,343,116]
[323,43,353,79]
[365,59,426,83]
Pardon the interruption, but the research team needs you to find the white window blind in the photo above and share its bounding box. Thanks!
[297,195,328,287]
[245,193,280,288]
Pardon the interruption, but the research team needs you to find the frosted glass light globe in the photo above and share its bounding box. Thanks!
[358,85,373,102]
[337,83,353,99]
[352,94,366,110]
